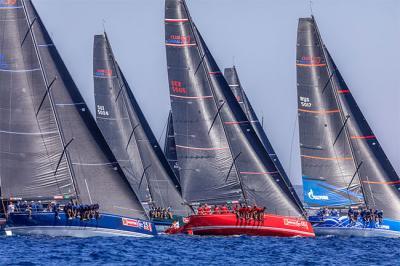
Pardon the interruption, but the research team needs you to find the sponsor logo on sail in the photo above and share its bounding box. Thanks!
[95,69,113,77]
[299,56,321,65]
[171,80,187,94]
[0,54,9,69]
[308,189,329,200]
[166,35,191,45]
[0,0,17,6]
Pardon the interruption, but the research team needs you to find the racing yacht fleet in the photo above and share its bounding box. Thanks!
[0,0,398,238]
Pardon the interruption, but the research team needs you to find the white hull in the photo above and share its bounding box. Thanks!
[6,225,153,238]
[314,227,400,238]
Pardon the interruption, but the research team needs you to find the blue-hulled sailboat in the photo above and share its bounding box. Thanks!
[0,0,155,237]
[296,16,400,237]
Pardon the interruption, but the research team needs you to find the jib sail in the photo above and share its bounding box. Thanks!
[224,66,302,209]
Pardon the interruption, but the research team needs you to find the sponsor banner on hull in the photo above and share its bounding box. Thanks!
[122,218,152,232]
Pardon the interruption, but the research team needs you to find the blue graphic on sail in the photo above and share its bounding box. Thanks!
[303,176,363,207]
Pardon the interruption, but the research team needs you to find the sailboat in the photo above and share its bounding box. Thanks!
[0,0,155,237]
[93,33,192,231]
[164,111,181,181]
[224,67,302,207]
[297,16,400,237]
[164,0,314,237]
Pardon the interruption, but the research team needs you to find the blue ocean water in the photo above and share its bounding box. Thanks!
[0,235,399,266]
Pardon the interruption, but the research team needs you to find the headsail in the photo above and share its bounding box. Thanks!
[0,0,147,219]
[165,0,304,217]
[93,34,190,216]
[224,66,302,208]
[296,17,364,208]
[326,50,400,220]
[164,111,181,181]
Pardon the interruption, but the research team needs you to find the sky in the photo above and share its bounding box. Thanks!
[33,0,400,185]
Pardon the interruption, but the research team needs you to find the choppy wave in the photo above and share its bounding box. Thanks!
[0,235,398,265]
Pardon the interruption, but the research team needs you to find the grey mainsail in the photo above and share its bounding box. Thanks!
[297,16,400,220]
[224,66,302,208]
[297,17,363,208]
[164,111,181,181]
[0,0,146,219]
[165,0,304,217]
[93,33,190,216]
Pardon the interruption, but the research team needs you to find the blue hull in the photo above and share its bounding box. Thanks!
[5,212,157,237]
[310,215,400,238]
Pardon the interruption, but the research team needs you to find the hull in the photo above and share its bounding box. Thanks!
[311,215,400,238]
[168,213,315,237]
[5,212,157,238]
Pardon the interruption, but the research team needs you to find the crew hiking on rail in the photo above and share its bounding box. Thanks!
[196,204,266,221]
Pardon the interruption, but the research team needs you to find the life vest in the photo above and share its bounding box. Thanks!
[221,206,228,214]
[197,207,204,215]
[213,207,220,214]
[204,206,211,214]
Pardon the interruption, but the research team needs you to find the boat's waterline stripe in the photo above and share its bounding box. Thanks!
[6,226,153,237]
[176,145,228,151]
[170,94,213,100]
[301,155,353,161]
[165,18,189,23]
[363,180,400,185]
[298,108,340,114]
[191,225,315,237]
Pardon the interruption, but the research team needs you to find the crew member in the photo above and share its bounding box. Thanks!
[197,205,204,215]
[220,204,228,214]
[204,204,211,215]
[213,205,220,215]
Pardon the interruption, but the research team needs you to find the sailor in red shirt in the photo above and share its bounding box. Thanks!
[213,205,220,214]
[204,204,211,215]
[239,205,246,220]
[220,204,228,214]
[197,205,204,215]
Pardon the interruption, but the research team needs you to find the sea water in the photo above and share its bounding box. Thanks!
[0,235,398,265]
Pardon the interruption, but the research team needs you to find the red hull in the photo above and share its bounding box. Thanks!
[167,213,314,237]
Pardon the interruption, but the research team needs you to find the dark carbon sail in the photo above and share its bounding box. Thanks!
[326,50,400,220]
[94,34,190,216]
[0,0,147,219]
[224,66,302,208]
[165,0,304,216]
[296,17,364,208]
[164,111,181,181]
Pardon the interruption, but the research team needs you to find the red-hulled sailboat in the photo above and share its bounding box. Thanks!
[164,0,313,237]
